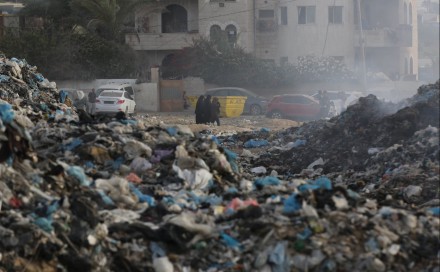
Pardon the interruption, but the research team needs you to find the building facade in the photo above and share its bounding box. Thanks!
[126,0,419,81]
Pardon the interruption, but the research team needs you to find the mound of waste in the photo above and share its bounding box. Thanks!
[0,55,439,272]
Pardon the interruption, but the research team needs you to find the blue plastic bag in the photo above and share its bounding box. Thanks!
[220,232,241,250]
[64,138,83,151]
[129,183,155,206]
[298,177,332,192]
[59,90,68,103]
[283,193,302,213]
[224,148,239,173]
[254,176,280,188]
[0,103,14,124]
[269,241,290,272]
[67,166,90,186]
[293,139,306,148]
[429,207,440,216]
[165,127,178,136]
[244,139,269,148]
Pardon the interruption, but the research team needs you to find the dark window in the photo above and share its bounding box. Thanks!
[225,24,237,44]
[210,25,222,41]
[229,89,246,96]
[124,86,134,96]
[259,9,275,18]
[280,7,288,25]
[329,6,343,24]
[124,92,132,99]
[212,89,229,96]
[162,4,188,33]
[298,6,315,24]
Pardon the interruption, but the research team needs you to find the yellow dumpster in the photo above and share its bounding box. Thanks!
[187,95,247,118]
[187,95,199,109]
[217,96,247,117]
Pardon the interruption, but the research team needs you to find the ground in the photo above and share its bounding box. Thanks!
[140,110,300,134]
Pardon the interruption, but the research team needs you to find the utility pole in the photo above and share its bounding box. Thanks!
[356,0,367,92]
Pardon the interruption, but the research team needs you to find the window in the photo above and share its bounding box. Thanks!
[212,89,228,96]
[328,6,343,24]
[298,6,315,24]
[280,7,288,25]
[409,3,413,25]
[124,92,133,99]
[124,86,134,96]
[210,25,222,41]
[162,4,188,33]
[259,9,275,19]
[228,89,244,96]
[225,24,237,44]
[280,56,288,66]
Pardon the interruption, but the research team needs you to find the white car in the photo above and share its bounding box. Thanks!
[95,90,136,114]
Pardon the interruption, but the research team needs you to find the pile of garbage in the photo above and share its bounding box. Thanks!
[0,55,439,271]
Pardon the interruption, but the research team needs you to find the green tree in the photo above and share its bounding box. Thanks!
[164,37,294,88]
[0,0,146,79]
[71,0,149,42]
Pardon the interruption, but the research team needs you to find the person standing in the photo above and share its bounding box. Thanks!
[87,88,97,116]
[195,95,205,124]
[183,91,190,110]
[318,91,330,118]
[210,97,221,126]
[203,95,212,124]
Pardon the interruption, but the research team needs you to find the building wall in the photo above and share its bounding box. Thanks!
[129,0,419,81]
[199,0,255,52]
[277,0,355,66]
[135,0,199,33]
[134,83,160,112]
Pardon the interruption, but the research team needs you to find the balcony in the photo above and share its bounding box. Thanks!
[354,25,412,48]
[125,32,200,51]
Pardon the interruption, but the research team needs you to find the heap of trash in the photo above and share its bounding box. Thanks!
[0,55,439,272]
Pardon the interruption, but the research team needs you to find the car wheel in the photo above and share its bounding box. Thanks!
[250,104,262,115]
[270,111,283,119]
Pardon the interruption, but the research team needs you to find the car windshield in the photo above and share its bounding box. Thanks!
[97,88,118,96]
[99,91,123,97]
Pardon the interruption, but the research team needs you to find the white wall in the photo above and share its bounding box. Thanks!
[278,0,355,66]
[134,83,160,112]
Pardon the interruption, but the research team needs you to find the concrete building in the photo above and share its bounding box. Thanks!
[417,0,439,82]
[126,0,419,82]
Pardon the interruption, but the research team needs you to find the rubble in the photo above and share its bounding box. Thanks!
[0,54,439,271]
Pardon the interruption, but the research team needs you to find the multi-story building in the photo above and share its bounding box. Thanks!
[417,0,439,82]
[126,0,419,82]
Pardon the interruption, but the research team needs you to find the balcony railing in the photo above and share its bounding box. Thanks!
[355,25,412,47]
[125,32,200,51]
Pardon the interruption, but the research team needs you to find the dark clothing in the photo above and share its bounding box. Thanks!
[88,91,96,103]
[318,93,331,118]
[210,100,221,126]
[195,96,205,124]
[203,96,212,124]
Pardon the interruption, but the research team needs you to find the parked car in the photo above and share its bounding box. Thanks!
[95,83,136,114]
[205,87,268,115]
[266,94,321,120]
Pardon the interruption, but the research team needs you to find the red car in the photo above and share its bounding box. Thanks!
[266,94,321,120]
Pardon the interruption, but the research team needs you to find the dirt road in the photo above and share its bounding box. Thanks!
[138,111,300,134]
